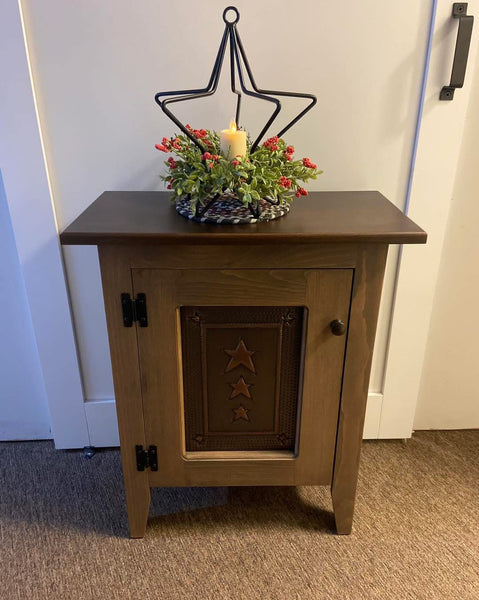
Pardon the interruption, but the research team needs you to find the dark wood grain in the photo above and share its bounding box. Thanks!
[60,191,427,246]
[97,246,150,538]
[133,267,352,488]
[64,192,426,537]
[331,244,388,534]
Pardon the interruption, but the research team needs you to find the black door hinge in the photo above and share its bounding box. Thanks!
[135,445,158,471]
[121,293,148,327]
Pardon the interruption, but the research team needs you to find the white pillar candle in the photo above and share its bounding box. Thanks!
[220,120,247,159]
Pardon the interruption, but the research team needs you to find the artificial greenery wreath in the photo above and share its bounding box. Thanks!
[156,125,322,213]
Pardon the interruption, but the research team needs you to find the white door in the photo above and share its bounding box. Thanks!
[0,172,50,440]
[0,0,88,447]
[5,0,477,447]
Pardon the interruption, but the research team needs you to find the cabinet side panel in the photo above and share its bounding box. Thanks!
[98,245,150,538]
[331,244,388,533]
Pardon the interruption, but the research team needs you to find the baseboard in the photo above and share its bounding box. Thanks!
[362,393,383,439]
[84,392,384,448]
[84,398,119,447]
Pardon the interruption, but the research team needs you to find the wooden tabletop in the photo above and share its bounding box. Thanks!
[60,191,426,245]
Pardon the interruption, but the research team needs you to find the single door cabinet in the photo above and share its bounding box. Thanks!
[61,190,426,537]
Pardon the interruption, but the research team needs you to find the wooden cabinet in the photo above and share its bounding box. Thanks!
[61,190,426,537]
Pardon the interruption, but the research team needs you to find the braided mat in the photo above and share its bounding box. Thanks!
[176,193,290,224]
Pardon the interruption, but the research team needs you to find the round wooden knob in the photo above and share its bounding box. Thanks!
[330,319,346,336]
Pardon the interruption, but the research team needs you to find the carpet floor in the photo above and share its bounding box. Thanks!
[0,431,478,599]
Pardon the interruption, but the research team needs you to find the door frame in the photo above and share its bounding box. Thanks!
[3,0,476,446]
[378,0,479,437]
[0,0,89,448]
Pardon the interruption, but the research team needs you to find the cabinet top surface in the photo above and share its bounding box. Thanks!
[60,191,426,245]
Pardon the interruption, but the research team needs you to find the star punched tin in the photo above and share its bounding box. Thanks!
[180,305,306,452]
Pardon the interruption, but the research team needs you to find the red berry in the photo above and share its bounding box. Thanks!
[302,157,317,169]
[278,176,292,188]
[263,136,280,152]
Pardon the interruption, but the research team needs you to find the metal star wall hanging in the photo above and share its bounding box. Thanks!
[154,6,317,154]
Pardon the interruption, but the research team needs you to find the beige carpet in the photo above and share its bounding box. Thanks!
[0,431,478,600]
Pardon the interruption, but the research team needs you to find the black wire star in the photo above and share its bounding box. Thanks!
[154,6,317,154]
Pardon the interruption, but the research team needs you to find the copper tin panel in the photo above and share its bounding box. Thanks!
[180,306,306,452]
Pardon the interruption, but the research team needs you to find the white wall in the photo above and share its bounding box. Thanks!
[21,0,431,408]
[0,172,51,440]
[414,44,479,430]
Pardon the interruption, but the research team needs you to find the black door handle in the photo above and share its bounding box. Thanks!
[440,3,474,100]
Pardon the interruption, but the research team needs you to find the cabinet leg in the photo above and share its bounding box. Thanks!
[331,489,354,535]
[124,476,151,538]
[330,429,362,535]
[98,246,152,538]
[330,245,388,535]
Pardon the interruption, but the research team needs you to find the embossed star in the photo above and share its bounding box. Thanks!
[224,338,256,373]
[229,376,252,399]
[232,404,250,422]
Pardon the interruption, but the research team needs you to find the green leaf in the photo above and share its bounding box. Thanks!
[156,129,321,207]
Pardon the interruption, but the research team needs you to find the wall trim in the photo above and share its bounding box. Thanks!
[363,393,383,439]
[85,393,383,449]
[84,399,120,447]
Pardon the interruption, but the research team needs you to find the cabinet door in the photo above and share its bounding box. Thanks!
[132,269,352,487]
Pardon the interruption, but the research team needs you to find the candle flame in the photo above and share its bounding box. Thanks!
[229,119,237,133]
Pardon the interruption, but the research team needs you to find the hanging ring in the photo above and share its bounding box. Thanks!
[223,6,240,24]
